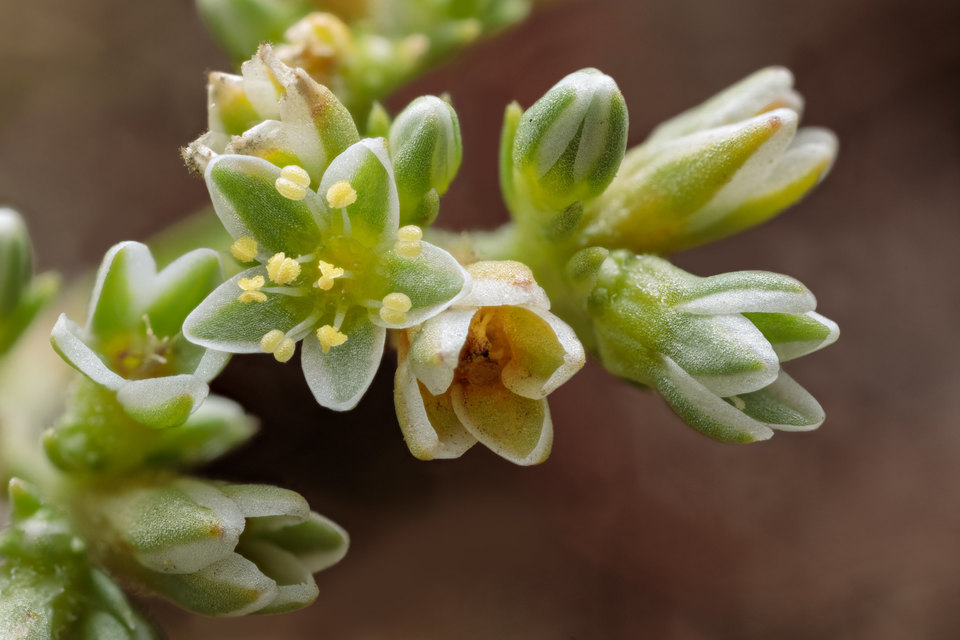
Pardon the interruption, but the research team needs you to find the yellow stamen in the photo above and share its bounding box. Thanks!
[280,165,311,186]
[260,330,285,353]
[394,225,423,258]
[266,252,302,285]
[326,180,357,208]
[730,396,746,411]
[273,338,296,363]
[260,329,296,363]
[237,275,267,303]
[315,259,346,291]
[238,291,267,303]
[379,292,412,325]
[397,225,423,243]
[230,236,259,262]
[316,324,349,354]
[275,177,308,201]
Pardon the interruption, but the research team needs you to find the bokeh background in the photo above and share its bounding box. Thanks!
[2,0,960,637]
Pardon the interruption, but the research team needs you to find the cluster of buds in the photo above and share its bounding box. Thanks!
[496,66,839,441]
[582,250,837,442]
[578,67,838,254]
[0,208,58,356]
[73,476,348,616]
[0,479,156,638]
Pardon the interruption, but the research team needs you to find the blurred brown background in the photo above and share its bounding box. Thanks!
[2,0,960,637]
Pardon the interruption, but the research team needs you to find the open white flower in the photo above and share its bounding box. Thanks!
[395,260,585,465]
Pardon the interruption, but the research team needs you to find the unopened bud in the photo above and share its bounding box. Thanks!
[389,95,463,226]
[509,69,628,215]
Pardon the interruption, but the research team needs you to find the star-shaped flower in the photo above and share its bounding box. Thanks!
[50,242,228,428]
[395,261,585,465]
[183,138,470,411]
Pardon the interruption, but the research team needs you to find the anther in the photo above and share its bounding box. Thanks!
[237,275,268,303]
[230,236,259,262]
[260,329,296,363]
[316,324,349,354]
[379,292,412,325]
[315,259,346,291]
[275,165,311,201]
[395,224,423,258]
[266,252,302,285]
[326,181,357,209]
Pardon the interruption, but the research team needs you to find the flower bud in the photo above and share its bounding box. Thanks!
[587,250,837,443]
[579,68,837,254]
[507,69,628,216]
[0,207,33,316]
[85,476,349,617]
[389,95,463,226]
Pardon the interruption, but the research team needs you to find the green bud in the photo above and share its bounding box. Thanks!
[579,68,837,254]
[587,251,837,443]
[0,479,157,639]
[85,476,349,617]
[508,68,628,217]
[389,95,463,227]
[0,207,33,316]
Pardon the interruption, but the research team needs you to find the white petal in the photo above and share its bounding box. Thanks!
[451,383,553,466]
[459,261,550,309]
[519,306,586,396]
[394,360,477,460]
[301,316,385,411]
[406,308,475,396]
[50,314,125,390]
